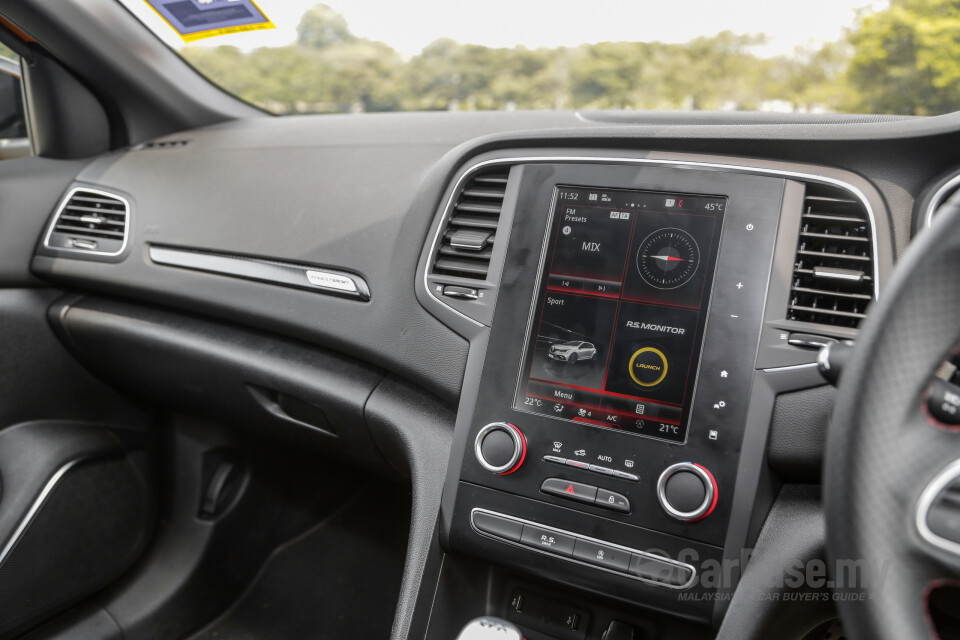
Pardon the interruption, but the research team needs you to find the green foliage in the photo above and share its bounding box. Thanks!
[0,42,18,63]
[296,4,355,49]
[180,1,960,116]
[847,0,960,114]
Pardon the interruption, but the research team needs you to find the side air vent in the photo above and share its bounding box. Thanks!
[432,168,510,280]
[44,188,129,256]
[924,172,960,228]
[131,139,189,151]
[787,183,875,329]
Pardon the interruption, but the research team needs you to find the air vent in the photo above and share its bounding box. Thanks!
[787,183,875,329]
[44,188,129,256]
[131,139,189,150]
[924,172,960,228]
[432,168,510,280]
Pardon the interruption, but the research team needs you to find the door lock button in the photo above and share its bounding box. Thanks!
[596,488,631,513]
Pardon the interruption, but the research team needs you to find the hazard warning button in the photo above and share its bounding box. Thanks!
[540,478,598,504]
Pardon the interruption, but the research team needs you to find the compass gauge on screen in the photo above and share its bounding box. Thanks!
[636,228,701,290]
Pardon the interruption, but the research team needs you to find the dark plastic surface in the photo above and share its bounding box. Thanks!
[20,45,109,158]
[0,160,88,286]
[474,511,524,541]
[715,485,833,640]
[49,295,390,472]
[363,375,456,640]
[664,471,707,513]
[42,417,385,640]
[0,421,154,639]
[482,430,516,468]
[768,384,836,482]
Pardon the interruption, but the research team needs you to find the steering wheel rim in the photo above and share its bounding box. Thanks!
[825,191,960,640]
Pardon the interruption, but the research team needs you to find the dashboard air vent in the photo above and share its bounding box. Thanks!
[131,139,190,150]
[432,168,510,280]
[924,172,960,228]
[787,183,874,329]
[44,188,129,256]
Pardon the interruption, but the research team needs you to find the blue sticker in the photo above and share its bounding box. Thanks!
[144,0,274,41]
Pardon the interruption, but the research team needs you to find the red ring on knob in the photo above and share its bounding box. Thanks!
[499,424,526,475]
[689,463,718,522]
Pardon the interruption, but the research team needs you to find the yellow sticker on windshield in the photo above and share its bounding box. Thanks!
[143,0,274,42]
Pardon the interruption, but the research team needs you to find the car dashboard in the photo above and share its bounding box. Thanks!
[19,107,960,638]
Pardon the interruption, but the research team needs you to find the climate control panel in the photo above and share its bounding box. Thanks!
[472,422,716,524]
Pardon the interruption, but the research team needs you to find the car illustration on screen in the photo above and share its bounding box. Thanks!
[547,340,598,363]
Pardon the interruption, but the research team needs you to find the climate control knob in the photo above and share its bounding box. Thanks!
[657,462,717,521]
[475,422,526,475]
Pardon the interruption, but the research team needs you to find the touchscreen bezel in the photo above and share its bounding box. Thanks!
[511,184,727,445]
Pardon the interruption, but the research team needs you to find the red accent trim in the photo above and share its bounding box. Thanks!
[0,17,34,42]
[498,424,526,475]
[923,578,960,640]
[573,416,623,428]
[689,464,718,522]
[528,377,683,407]
[921,387,960,432]
[546,285,621,299]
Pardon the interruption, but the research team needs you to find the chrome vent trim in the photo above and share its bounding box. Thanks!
[925,172,960,228]
[430,168,509,280]
[788,183,875,329]
[43,187,130,257]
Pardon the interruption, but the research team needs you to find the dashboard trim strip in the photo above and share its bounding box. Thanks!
[149,245,371,300]
[0,458,89,570]
[424,155,882,327]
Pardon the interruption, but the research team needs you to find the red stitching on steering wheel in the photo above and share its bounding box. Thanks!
[922,578,960,640]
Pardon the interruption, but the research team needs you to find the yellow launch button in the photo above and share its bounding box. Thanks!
[628,347,668,387]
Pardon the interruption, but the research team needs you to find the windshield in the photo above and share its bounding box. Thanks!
[120,0,949,116]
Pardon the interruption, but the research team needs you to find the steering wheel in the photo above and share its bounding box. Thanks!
[825,192,960,639]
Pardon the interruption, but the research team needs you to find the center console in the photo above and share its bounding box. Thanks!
[417,151,888,634]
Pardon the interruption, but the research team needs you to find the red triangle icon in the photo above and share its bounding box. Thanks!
[565,484,576,494]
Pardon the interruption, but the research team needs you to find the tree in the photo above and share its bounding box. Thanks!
[296,4,355,50]
[847,0,960,115]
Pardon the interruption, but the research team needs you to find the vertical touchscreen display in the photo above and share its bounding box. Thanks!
[513,186,726,443]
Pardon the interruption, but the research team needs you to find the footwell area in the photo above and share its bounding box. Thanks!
[189,485,411,640]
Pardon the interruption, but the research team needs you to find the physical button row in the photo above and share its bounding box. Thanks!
[541,477,631,513]
[471,509,695,589]
[542,455,640,482]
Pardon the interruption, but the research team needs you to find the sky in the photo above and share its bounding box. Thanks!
[121,0,889,58]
